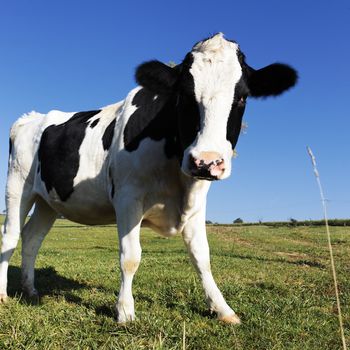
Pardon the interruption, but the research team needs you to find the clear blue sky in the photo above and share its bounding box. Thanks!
[1,1,349,223]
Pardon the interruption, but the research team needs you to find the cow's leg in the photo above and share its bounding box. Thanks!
[114,197,143,323]
[182,210,241,324]
[0,180,35,302]
[21,198,57,297]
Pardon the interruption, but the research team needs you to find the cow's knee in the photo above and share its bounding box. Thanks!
[1,227,20,253]
[121,259,140,275]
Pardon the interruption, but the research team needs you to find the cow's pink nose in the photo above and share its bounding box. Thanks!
[189,152,225,179]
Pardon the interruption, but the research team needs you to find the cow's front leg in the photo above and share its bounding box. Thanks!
[182,210,241,324]
[114,197,143,323]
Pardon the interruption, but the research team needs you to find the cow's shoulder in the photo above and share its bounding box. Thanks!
[38,110,101,201]
[123,87,179,158]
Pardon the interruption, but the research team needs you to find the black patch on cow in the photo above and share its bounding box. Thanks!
[176,93,200,153]
[176,53,201,153]
[111,179,115,198]
[90,119,100,128]
[9,138,12,157]
[102,119,116,151]
[123,88,179,158]
[226,77,249,149]
[227,101,246,150]
[38,110,101,201]
[37,164,40,174]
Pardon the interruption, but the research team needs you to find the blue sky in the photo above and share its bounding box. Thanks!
[1,1,349,223]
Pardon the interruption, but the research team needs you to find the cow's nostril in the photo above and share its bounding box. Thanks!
[189,156,211,170]
[215,158,224,166]
[189,154,225,170]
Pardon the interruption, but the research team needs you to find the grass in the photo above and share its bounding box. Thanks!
[0,217,349,349]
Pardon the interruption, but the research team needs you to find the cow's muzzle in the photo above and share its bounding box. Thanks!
[188,152,225,180]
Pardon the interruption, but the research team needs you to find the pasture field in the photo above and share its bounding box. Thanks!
[0,216,349,349]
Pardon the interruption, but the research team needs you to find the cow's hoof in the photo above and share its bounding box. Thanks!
[117,314,135,324]
[0,293,8,303]
[218,313,241,324]
[115,305,135,323]
[22,287,40,304]
[27,292,40,305]
[116,310,135,323]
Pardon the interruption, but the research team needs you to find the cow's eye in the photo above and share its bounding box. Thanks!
[238,96,247,106]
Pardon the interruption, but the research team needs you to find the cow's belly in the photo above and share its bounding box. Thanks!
[45,195,182,230]
[49,200,116,225]
[36,179,116,225]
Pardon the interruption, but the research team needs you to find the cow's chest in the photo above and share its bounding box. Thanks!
[139,169,210,237]
[142,200,183,237]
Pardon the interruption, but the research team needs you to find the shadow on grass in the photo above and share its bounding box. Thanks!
[93,304,115,318]
[7,266,116,318]
[7,266,88,302]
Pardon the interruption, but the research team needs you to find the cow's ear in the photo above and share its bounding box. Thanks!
[247,63,297,98]
[135,60,179,94]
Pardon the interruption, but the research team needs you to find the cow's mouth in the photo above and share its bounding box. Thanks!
[189,168,220,181]
[193,174,219,181]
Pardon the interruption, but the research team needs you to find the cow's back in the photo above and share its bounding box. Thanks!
[9,103,123,224]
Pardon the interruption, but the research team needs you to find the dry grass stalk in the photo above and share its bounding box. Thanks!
[182,321,186,350]
[307,146,347,350]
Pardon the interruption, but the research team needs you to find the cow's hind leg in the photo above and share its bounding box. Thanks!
[182,211,241,324]
[114,196,143,323]
[21,198,57,297]
[0,183,35,302]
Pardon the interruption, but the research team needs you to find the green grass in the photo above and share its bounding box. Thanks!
[0,217,349,349]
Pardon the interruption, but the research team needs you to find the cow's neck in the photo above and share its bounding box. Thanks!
[175,174,211,231]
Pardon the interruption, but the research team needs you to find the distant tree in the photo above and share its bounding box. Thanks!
[289,218,298,226]
[205,220,213,225]
[233,218,243,224]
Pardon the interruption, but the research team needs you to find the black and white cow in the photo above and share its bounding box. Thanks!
[0,33,297,323]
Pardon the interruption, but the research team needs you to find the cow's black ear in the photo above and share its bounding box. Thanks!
[135,60,179,94]
[247,63,297,98]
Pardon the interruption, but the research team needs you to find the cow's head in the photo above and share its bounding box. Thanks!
[135,33,297,180]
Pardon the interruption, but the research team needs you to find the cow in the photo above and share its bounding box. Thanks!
[0,33,297,324]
